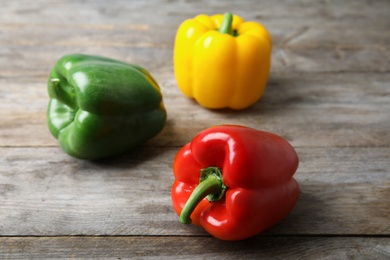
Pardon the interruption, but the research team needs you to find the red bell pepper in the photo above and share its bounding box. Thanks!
[171,125,300,241]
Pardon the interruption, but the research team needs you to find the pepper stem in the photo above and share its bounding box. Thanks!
[179,167,226,224]
[49,78,78,110]
[218,12,234,35]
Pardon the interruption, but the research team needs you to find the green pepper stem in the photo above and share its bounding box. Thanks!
[50,78,78,110]
[179,167,226,224]
[218,12,234,35]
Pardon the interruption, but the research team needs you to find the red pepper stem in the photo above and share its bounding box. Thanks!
[179,167,226,224]
[218,12,234,35]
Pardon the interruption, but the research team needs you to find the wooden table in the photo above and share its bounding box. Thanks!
[1,0,389,258]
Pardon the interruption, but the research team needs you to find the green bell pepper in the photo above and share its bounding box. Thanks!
[47,54,167,160]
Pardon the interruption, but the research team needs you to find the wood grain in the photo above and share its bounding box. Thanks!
[1,0,389,258]
[1,236,389,259]
[1,0,389,76]
[1,72,389,147]
[0,146,388,236]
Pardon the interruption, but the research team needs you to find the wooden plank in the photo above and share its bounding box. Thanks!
[0,236,389,259]
[1,26,389,75]
[0,146,389,236]
[0,1,389,76]
[1,0,389,29]
[1,72,389,147]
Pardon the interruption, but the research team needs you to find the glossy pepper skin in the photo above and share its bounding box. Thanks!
[174,13,272,110]
[171,125,299,241]
[47,54,166,160]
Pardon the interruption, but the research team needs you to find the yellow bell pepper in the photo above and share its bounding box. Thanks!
[174,12,272,110]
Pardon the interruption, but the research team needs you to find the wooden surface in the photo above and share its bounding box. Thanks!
[1,0,389,258]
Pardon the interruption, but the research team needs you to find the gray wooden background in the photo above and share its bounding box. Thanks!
[1,0,389,258]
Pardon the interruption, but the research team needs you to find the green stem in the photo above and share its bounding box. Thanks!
[50,78,78,110]
[179,167,226,224]
[218,12,234,35]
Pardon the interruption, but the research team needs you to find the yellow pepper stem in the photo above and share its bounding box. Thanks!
[218,12,234,35]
